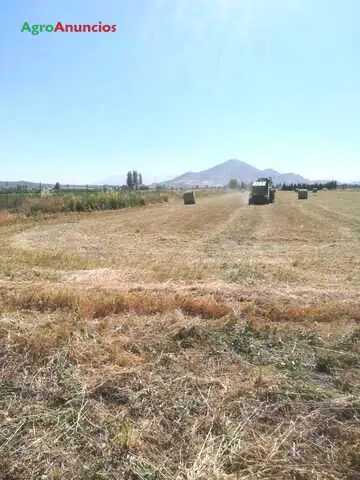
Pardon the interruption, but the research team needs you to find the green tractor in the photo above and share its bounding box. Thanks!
[248,177,276,205]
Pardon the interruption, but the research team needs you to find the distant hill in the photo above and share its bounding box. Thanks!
[163,159,310,187]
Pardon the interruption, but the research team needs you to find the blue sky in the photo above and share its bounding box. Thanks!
[1,0,360,184]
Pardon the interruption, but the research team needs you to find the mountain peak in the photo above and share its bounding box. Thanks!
[165,159,309,186]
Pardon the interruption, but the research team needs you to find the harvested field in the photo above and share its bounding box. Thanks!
[1,190,360,479]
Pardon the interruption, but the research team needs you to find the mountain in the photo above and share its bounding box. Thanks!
[164,159,310,186]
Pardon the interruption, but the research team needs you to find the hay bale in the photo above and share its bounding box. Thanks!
[183,191,196,205]
[298,189,308,200]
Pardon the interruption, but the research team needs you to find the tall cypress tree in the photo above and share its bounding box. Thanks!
[133,170,138,190]
[126,171,133,190]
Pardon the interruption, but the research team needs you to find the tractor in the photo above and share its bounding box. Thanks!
[248,178,275,205]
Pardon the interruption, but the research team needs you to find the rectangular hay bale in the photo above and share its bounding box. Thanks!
[183,191,196,205]
[298,189,308,200]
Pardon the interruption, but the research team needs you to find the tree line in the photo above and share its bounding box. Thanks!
[228,179,247,189]
[280,181,338,191]
[227,179,342,191]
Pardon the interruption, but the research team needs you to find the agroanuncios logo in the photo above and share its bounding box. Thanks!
[21,21,117,35]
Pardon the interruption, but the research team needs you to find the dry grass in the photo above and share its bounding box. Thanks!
[1,190,360,479]
[1,285,231,319]
[0,210,10,222]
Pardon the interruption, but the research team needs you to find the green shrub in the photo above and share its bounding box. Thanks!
[15,191,168,216]
[314,354,336,374]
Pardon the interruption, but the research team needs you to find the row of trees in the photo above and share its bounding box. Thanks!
[126,170,143,190]
[280,181,338,191]
[228,179,247,189]
[338,183,360,189]
[227,179,341,191]
[51,172,145,192]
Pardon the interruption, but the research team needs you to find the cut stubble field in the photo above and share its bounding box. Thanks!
[1,190,360,479]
